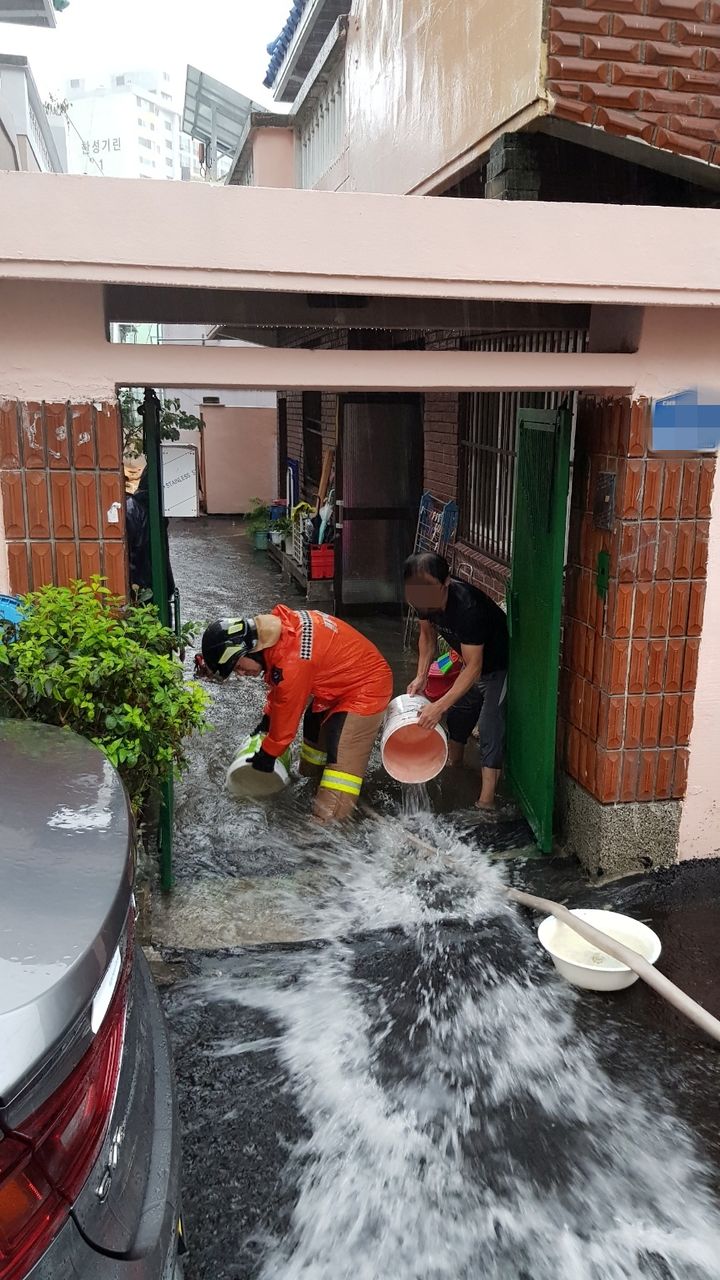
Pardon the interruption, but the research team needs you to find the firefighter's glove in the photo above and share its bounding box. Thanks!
[250,747,276,773]
[252,715,271,736]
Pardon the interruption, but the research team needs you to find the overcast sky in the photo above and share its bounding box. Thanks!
[1,0,292,106]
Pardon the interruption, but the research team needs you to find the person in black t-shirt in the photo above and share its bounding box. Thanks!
[404,551,509,810]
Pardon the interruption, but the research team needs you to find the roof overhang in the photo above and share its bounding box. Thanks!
[266,0,351,104]
[182,65,262,159]
[0,0,57,26]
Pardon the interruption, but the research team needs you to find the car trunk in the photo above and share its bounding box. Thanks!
[0,721,156,1260]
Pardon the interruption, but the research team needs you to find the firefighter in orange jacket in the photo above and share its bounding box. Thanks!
[200,606,393,820]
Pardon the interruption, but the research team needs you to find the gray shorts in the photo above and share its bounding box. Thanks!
[446,669,507,769]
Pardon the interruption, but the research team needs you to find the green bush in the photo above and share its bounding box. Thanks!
[0,578,208,813]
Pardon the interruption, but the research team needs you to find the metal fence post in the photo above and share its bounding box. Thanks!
[142,388,173,891]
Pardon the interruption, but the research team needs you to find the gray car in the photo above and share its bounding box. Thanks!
[0,721,185,1279]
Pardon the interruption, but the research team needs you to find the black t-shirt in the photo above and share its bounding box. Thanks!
[422,579,508,675]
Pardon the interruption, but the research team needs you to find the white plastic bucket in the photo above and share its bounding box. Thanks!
[537,909,662,992]
[225,733,292,799]
[380,695,448,785]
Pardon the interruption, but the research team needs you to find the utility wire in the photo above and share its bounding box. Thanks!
[44,93,104,175]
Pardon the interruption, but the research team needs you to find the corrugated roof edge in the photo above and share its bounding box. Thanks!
[264,1,308,89]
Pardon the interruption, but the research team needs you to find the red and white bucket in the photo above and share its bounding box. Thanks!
[380,695,448,784]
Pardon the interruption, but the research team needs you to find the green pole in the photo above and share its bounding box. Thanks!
[142,388,173,890]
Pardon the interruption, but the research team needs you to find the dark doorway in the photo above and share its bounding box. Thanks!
[336,394,423,611]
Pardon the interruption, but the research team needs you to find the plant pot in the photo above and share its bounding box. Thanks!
[270,531,283,547]
[253,530,269,551]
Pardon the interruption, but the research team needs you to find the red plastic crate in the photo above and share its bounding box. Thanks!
[309,547,334,580]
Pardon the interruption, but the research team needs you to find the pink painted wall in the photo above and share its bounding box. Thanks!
[202,406,277,514]
[679,470,720,861]
[253,129,296,188]
[345,0,546,195]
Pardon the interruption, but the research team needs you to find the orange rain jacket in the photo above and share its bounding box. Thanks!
[260,605,393,758]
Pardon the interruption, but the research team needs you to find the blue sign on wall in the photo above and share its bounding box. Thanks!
[652,389,720,452]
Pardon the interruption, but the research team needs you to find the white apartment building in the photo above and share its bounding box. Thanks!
[63,68,202,181]
[0,53,66,171]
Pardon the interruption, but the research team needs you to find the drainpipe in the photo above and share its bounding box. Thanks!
[210,105,218,182]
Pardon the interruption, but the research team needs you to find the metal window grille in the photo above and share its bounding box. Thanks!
[298,68,345,189]
[458,330,587,564]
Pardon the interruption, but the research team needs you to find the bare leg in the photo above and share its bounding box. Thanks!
[447,740,465,767]
[476,766,500,810]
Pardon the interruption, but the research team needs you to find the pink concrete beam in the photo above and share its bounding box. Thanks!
[2,173,720,307]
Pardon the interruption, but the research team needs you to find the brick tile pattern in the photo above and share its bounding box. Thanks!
[548,1,720,166]
[558,395,715,805]
[0,399,128,598]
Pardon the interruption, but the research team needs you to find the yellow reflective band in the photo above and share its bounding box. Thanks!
[319,768,362,796]
[301,743,327,765]
[218,644,244,666]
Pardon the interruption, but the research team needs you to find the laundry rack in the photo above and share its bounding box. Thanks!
[403,492,459,650]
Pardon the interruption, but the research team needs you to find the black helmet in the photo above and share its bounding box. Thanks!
[201,617,259,680]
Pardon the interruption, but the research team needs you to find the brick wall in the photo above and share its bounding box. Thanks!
[0,399,127,597]
[423,392,459,503]
[548,0,720,167]
[451,544,510,605]
[558,396,715,805]
[285,392,303,471]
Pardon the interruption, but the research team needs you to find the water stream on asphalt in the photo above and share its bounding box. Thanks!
[192,813,720,1280]
[166,524,720,1276]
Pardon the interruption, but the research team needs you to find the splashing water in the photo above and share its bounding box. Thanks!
[193,815,720,1280]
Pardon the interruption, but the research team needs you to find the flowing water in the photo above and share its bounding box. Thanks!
[164,521,720,1276]
[175,813,720,1280]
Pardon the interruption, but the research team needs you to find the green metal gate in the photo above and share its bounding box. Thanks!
[506,406,572,853]
[142,389,174,891]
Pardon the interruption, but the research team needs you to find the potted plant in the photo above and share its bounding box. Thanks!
[271,514,293,550]
[246,498,271,551]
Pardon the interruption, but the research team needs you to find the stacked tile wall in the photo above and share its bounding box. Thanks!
[548,0,720,167]
[0,399,127,597]
[559,396,715,805]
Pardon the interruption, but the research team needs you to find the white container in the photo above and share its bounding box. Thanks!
[226,734,292,800]
[537,908,662,992]
[380,694,448,785]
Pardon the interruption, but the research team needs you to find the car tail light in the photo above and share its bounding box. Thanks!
[0,939,132,1280]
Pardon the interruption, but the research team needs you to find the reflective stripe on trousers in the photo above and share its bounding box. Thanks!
[319,767,363,797]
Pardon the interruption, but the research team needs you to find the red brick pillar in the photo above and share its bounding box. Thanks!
[558,395,715,875]
[0,399,127,597]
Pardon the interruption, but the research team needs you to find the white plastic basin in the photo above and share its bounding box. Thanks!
[537,908,662,992]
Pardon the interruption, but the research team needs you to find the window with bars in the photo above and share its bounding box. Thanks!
[457,330,586,564]
[302,391,323,491]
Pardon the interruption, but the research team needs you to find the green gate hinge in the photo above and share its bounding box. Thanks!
[596,549,610,600]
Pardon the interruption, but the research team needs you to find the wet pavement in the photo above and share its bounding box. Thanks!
[158,518,720,1280]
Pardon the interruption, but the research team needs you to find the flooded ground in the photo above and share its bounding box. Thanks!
[154,518,534,950]
[159,518,720,1280]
